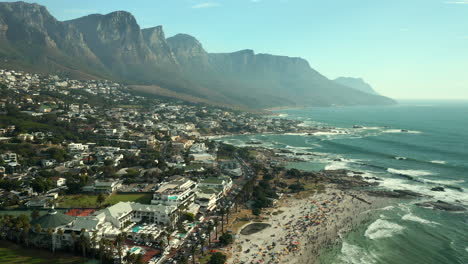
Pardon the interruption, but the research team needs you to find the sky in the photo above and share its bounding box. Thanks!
[6,0,468,99]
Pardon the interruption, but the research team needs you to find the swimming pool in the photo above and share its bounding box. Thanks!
[132,226,142,233]
[130,246,142,253]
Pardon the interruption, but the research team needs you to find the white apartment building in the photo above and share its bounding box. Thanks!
[68,143,89,153]
[95,202,178,229]
[151,176,198,209]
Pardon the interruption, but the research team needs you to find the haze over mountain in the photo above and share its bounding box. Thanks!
[333,77,379,95]
[0,1,396,108]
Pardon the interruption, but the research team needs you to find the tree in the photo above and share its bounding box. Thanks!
[135,254,144,264]
[219,233,234,246]
[190,244,198,264]
[79,228,88,257]
[214,218,219,240]
[96,193,106,207]
[31,210,40,220]
[207,222,214,248]
[252,208,261,216]
[208,252,227,264]
[182,212,195,222]
[219,208,225,233]
[47,228,54,252]
[90,231,98,257]
[54,228,64,250]
[35,223,42,233]
[116,233,125,264]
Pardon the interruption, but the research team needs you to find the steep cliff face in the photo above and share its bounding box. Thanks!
[142,26,178,65]
[0,1,107,78]
[0,1,396,108]
[167,33,211,69]
[65,11,158,78]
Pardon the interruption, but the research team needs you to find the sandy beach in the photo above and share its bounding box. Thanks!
[228,185,390,264]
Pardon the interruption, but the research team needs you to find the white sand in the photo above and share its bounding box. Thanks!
[228,186,388,264]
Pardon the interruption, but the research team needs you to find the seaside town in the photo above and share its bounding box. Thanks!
[3,68,463,264]
[0,68,342,264]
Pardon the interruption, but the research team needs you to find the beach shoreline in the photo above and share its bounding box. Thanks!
[228,184,393,264]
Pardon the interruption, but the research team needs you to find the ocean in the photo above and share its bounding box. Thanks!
[220,100,468,264]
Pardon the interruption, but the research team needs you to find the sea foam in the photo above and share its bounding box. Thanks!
[338,241,377,264]
[364,219,405,240]
[387,168,433,177]
[430,160,447,164]
[402,213,440,225]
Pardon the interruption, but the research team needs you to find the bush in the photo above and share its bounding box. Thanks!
[219,233,234,246]
[208,252,227,264]
[289,183,305,193]
[252,208,261,216]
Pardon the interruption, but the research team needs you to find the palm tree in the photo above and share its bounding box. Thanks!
[91,231,98,257]
[206,223,214,249]
[123,251,133,263]
[225,206,230,225]
[79,228,88,257]
[104,239,115,264]
[71,232,78,254]
[214,218,219,240]
[115,233,125,264]
[140,233,147,243]
[21,224,30,247]
[47,228,54,253]
[219,208,225,233]
[199,237,206,256]
[190,243,197,264]
[99,238,107,264]
[57,228,64,249]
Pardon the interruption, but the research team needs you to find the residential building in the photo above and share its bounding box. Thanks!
[95,202,178,229]
[198,175,233,194]
[151,176,198,209]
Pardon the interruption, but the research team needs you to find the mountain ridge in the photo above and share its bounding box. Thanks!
[334,77,379,95]
[0,1,396,108]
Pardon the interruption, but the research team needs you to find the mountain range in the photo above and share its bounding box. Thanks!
[0,1,396,108]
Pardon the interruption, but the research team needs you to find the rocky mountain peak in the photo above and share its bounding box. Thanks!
[167,33,208,67]
[0,3,396,108]
[142,25,178,65]
[167,34,205,53]
[142,25,166,45]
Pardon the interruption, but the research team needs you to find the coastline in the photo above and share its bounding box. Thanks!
[228,184,393,264]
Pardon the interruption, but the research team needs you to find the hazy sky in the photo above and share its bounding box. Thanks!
[9,0,468,99]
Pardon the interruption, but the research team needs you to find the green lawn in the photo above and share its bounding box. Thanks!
[106,193,152,205]
[58,193,152,208]
[0,241,91,264]
[58,195,99,208]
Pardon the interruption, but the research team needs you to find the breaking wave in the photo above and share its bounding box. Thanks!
[387,168,433,177]
[364,219,405,240]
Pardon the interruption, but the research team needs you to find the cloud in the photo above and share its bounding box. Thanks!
[192,2,221,9]
[444,0,468,4]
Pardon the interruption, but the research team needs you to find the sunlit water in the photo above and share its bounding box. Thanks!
[220,100,468,264]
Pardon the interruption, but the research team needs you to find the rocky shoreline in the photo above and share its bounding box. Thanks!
[228,183,393,264]
[227,167,467,264]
